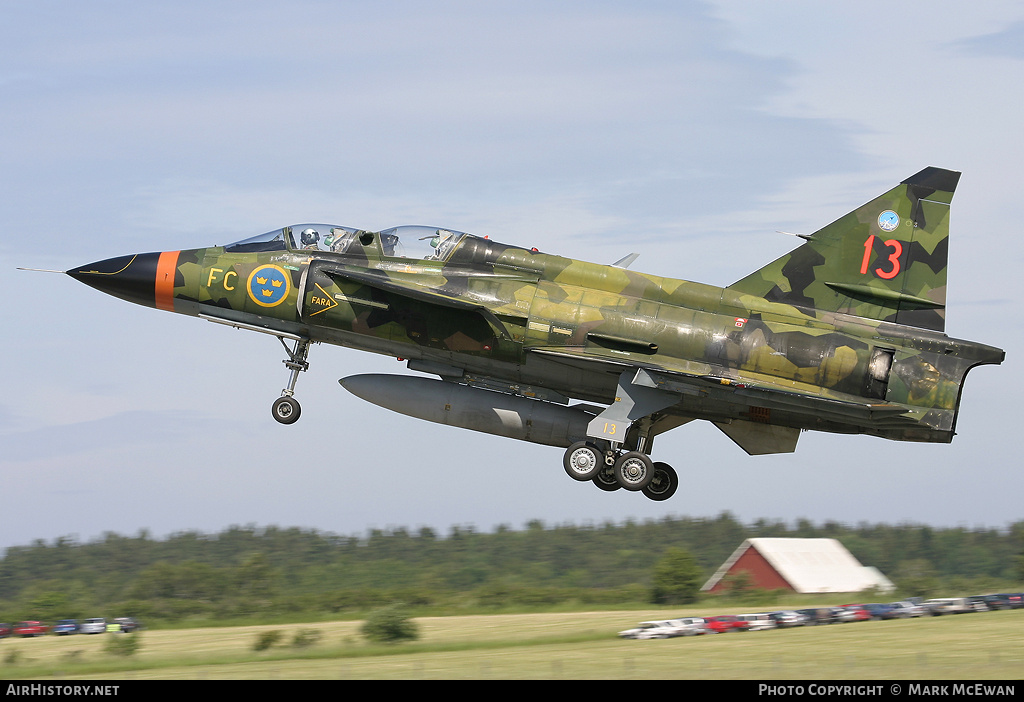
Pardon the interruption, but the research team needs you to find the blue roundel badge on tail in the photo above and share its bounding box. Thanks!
[247,265,290,307]
[878,210,900,232]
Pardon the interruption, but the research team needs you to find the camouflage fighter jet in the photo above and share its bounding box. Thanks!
[61,167,1004,501]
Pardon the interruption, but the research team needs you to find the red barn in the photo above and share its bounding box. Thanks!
[701,538,893,594]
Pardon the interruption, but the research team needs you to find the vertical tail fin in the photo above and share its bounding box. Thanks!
[729,167,959,332]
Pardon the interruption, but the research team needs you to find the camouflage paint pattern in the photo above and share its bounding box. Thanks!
[68,168,1004,452]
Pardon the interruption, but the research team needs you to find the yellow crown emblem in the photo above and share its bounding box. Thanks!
[271,280,283,287]
[262,289,273,297]
[256,276,268,285]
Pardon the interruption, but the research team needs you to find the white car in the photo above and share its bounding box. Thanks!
[768,610,807,627]
[736,613,776,631]
[618,618,706,639]
[670,617,709,636]
[924,597,974,615]
[79,617,107,634]
[618,620,678,639]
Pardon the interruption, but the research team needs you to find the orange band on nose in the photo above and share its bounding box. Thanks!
[155,251,180,311]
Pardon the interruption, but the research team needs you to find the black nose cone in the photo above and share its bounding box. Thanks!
[67,252,162,308]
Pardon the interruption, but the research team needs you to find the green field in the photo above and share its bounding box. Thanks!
[2,608,1021,680]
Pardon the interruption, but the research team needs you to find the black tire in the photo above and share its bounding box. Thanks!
[593,464,621,491]
[563,441,602,481]
[642,462,678,501]
[272,396,301,424]
[614,451,654,491]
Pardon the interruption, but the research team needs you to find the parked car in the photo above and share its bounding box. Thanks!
[619,620,684,639]
[736,613,776,631]
[668,618,709,636]
[767,610,806,627]
[619,618,706,639]
[966,595,992,611]
[52,619,79,635]
[836,604,871,622]
[923,597,972,615]
[864,603,896,620]
[797,608,834,625]
[79,617,107,634]
[887,601,926,618]
[970,594,1015,611]
[828,606,847,622]
[14,621,49,637]
[704,615,748,633]
[995,593,1023,609]
[113,617,141,633]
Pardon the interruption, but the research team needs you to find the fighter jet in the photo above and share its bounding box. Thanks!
[61,167,1004,501]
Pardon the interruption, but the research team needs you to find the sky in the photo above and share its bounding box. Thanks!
[2,1,1022,551]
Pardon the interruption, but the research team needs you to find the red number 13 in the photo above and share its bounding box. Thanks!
[860,235,903,280]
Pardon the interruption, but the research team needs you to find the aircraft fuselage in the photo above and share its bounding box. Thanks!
[69,225,1001,446]
[63,169,1005,499]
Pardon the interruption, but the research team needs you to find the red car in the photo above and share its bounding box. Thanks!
[704,615,748,633]
[837,605,871,622]
[14,621,49,637]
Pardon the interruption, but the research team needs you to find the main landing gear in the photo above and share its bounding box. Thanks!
[271,337,312,424]
[561,367,684,501]
[562,440,678,502]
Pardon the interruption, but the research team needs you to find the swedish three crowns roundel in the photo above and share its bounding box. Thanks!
[247,264,291,307]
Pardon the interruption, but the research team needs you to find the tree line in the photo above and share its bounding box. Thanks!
[1,513,1021,624]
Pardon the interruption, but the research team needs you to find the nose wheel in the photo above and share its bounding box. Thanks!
[272,337,311,425]
[272,396,301,424]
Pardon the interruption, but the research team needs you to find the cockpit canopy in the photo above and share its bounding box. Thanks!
[225,224,469,261]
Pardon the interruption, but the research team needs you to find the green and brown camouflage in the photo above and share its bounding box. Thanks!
[66,167,1003,471]
[730,167,956,332]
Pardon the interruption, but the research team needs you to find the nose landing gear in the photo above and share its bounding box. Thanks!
[272,395,301,424]
[272,337,311,424]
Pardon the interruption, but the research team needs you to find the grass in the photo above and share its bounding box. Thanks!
[1,608,1021,680]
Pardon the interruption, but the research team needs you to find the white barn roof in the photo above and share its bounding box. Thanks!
[702,537,894,594]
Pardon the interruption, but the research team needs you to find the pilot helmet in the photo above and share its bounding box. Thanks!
[300,228,320,246]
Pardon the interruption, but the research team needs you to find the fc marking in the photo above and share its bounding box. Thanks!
[206,267,237,291]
